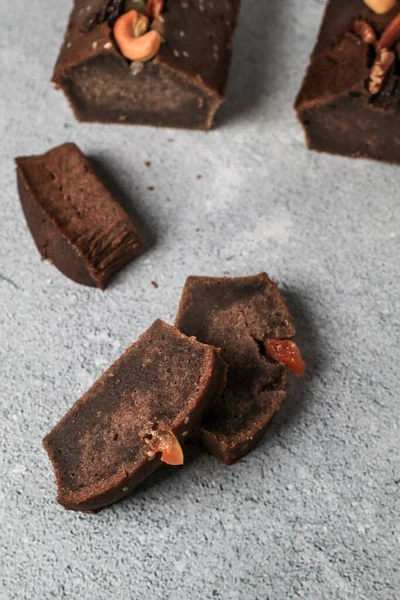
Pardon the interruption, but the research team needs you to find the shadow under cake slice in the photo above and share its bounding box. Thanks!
[43,320,227,511]
[175,273,304,465]
[16,143,142,289]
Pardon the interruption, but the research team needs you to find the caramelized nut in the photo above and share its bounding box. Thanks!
[264,339,306,377]
[369,48,395,94]
[353,20,377,44]
[142,425,184,466]
[114,10,161,61]
[364,0,397,14]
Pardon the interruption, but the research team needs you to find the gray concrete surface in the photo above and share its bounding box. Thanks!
[0,0,399,598]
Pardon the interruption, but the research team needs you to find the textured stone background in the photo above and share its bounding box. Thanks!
[0,0,399,598]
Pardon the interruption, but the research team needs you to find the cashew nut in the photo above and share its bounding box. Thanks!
[114,10,161,62]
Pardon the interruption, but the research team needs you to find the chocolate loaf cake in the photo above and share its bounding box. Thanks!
[295,0,400,163]
[16,143,142,289]
[175,274,304,465]
[43,320,227,511]
[52,0,241,130]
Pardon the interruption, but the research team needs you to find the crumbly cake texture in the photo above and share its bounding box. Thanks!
[295,0,400,163]
[52,0,241,130]
[15,143,142,289]
[175,273,297,465]
[43,320,227,511]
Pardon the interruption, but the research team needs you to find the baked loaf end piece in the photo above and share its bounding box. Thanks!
[295,0,400,163]
[175,273,297,465]
[52,0,241,130]
[16,143,142,289]
[43,320,227,511]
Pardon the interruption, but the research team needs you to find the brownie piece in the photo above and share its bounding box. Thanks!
[52,0,241,130]
[175,274,301,465]
[16,143,142,289]
[295,1,400,163]
[43,320,227,511]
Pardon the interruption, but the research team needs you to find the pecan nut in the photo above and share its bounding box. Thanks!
[369,49,396,94]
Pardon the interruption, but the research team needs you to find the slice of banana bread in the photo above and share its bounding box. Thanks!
[43,320,227,511]
[175,273,303,465]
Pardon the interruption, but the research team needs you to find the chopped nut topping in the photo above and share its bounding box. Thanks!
[353,21,377,45]
[130,61,144,75]
[369,48,395,93]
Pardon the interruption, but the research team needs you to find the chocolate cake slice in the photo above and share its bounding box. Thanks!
[175,274,304,465]
[43,320,227,511]
[16,143,142,289]
[52,0,241,130]
[295,0,400,163]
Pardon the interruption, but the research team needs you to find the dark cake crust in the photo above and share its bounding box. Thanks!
[52,0,241,130]
[175,273,296,465]
[295,0,400,163]
[15,143,142,289]
[43,320,227,511]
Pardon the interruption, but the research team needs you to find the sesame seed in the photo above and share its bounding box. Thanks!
[104,42,112,49]
[183,51,189,57]
[179,30,185,37]
[182,431,189,437]
[184,417,190,424]
[122,486,128,492]
[92,41,98,49]
[67,42,72,49]
[213,44,219,51]
[173,49,180,57]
